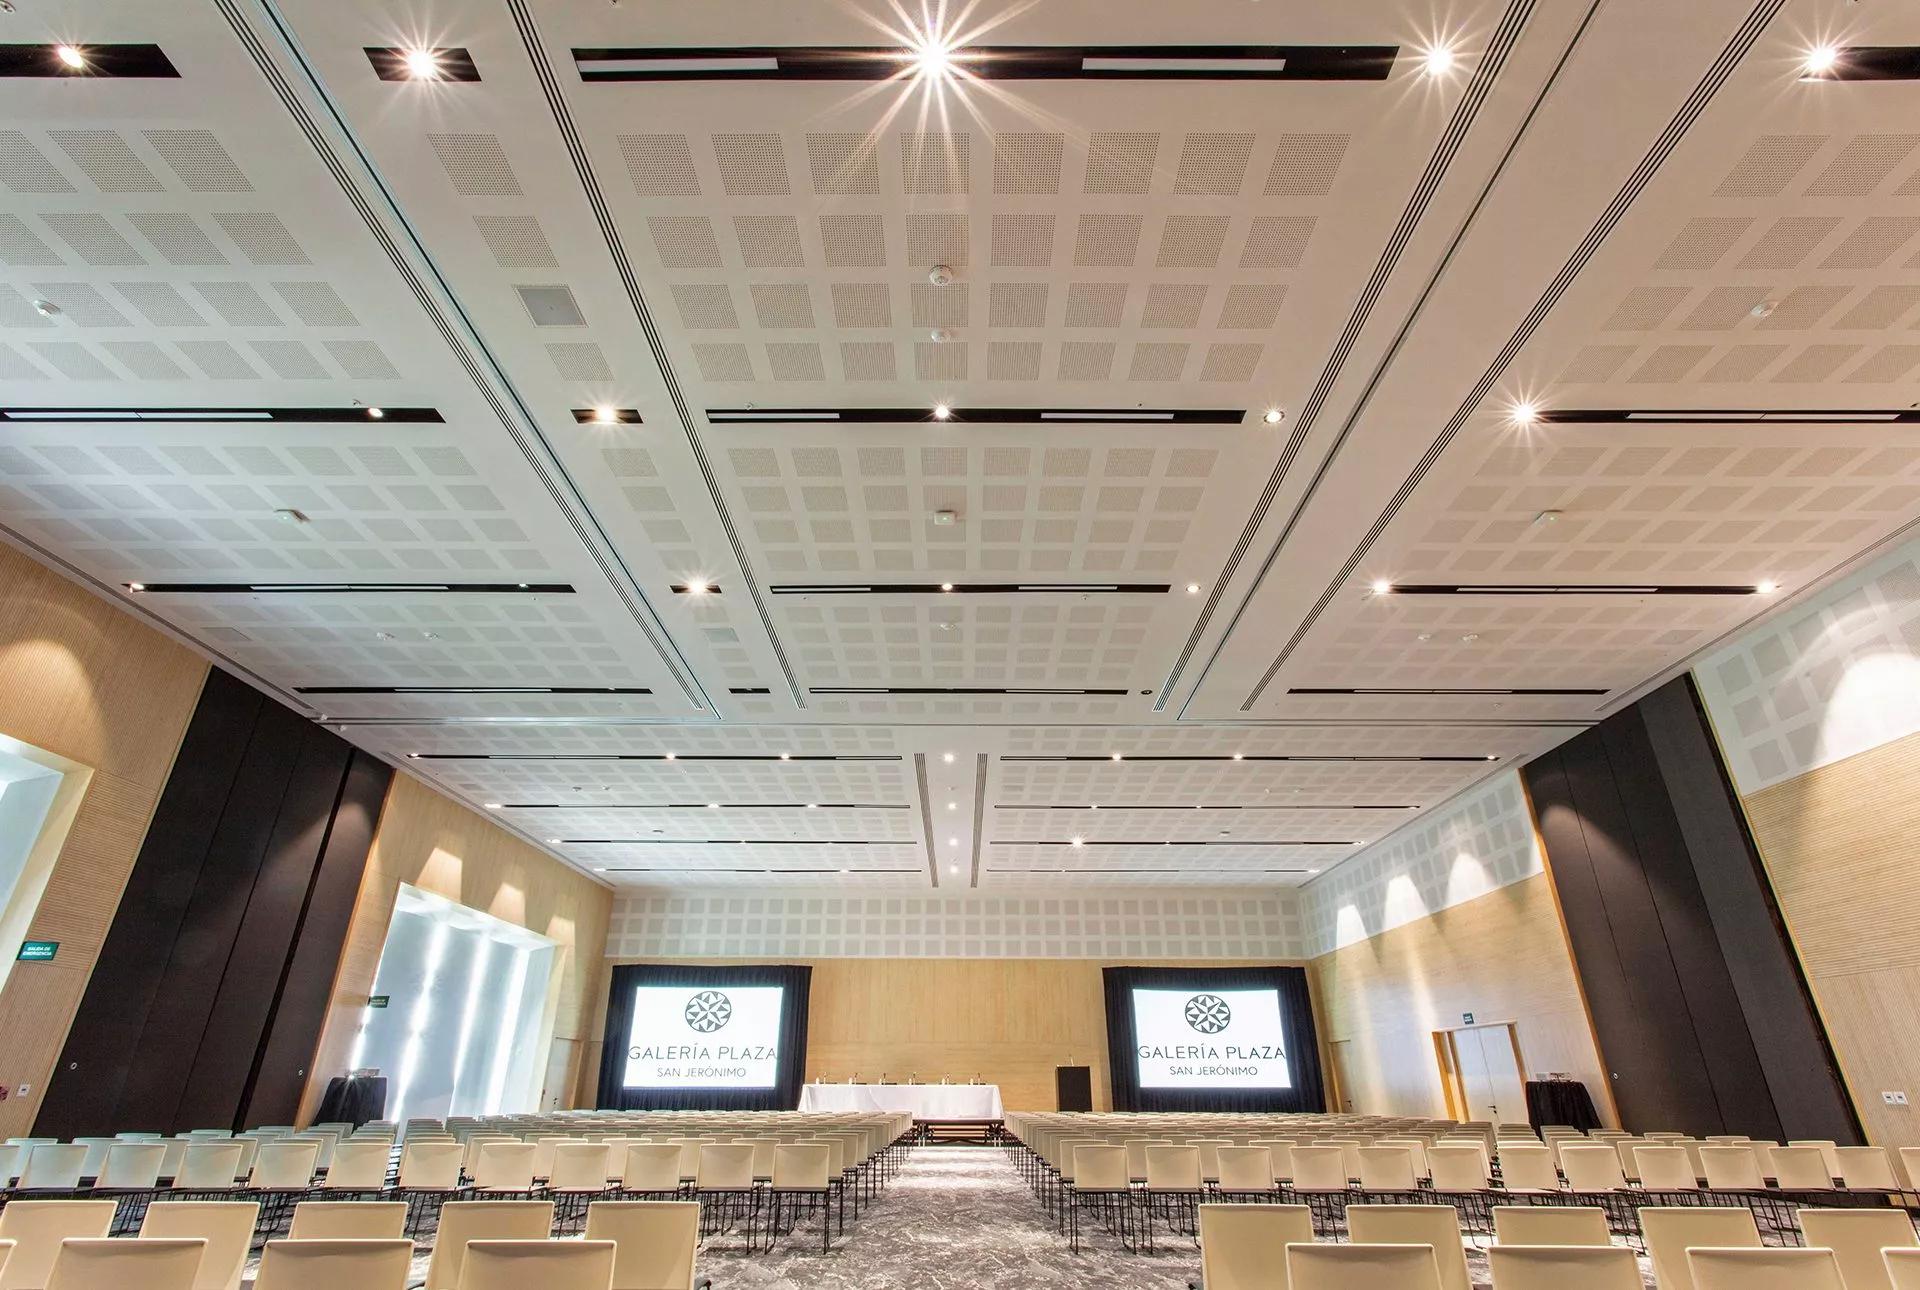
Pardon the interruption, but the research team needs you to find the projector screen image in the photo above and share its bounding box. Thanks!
[1131,987,1293,1089]
[622,984,786,1089]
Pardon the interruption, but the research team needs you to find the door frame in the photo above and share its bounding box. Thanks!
[1435,1021,1528,1122]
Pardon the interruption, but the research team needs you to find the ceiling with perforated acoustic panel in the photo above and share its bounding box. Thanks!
[3,0,1919,895]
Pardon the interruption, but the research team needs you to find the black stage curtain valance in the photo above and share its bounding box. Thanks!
[596,963,812,1111]
[1103,965,1326,1113]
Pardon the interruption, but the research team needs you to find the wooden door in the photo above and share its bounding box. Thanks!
[1329,1039,1358,1112]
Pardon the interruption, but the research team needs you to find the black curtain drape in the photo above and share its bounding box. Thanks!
[1103,965,1326,1113]
[597,963,812,1110]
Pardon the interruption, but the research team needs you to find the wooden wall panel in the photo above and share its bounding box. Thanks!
[1742,728,1920,1147]
[603,957,1305,1112]
[301,774,614,1123]
[0,543,207,1138]
[1311,875,1615,1125]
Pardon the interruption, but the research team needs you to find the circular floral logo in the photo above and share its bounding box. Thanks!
[1184,993,1232,1034]
[684,989,733,1033]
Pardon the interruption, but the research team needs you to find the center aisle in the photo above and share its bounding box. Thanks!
[703,1144,1196,1289]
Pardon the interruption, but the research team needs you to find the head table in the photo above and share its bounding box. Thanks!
[796,1081,1005,1120]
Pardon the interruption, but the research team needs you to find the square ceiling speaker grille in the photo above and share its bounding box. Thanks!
[518,284,587,327]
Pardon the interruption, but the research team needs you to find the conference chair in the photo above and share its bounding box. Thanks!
[1770,1145,1836,1194]
[321,1139,392,1194]
[172,1144,245,1198]
[1213,1145,1277,1200]
[1689,1245,1845,1290]
[1632,1145,1700,1198]
[583,1202,710,1290]
[253,1238,414,1290]
[1286,1241,1443,1290]
[456,1240,614,1290]
[248,1140,321,1231]
[1348,1205,1473,1290]
[1790,1140,1844,1182]
[287,1200,409,1240]
[1188,1203,1311,1290]
[617,1144,685,1200]
[547,1144,613,1232]
[1798,1208,1919,1290]
[692,1144,757,1241]
[470,1143,538,1198]
[138,1201,258,1290]
[69,1141,116,1183]
[14,1145,88,1195]
[1491,1205,1611,1247]
[1066,1145,1134,1253]
[1558,1144,1633,1232]
[1900,1149,1920,1194]
[1357,1146,1423,1204]
[92,1142,167,1231]
[1639,1206,1761,1290]
[765,1144,832,1252]
[1835,1146,1904,1196]
[1486,1244,1642,1290]
[423,1201,554,1290]
[0,1201,115,1290]
[46,1237,205,1290]
[1287,1145,1351,1236]
[1495,1145,1562,1200]
[1888,1249,1920,1290]
[1144,1144,1205,1248]
[395,1141,466,1233]
[1253,1140,1296,1185]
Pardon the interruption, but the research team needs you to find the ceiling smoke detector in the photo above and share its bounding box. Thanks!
[931,509,958,526]
[928,327,952,343]
[927,264,955,286]
[1750,299,1780,319]
[273,508,310,526]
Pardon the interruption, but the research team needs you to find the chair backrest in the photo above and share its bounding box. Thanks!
[1835,1146,1901,1192]
[1253,1140,1295,1181]
[398,1141,464,1191]
[1688,1246,1844,1290]
[1427,1144,1490,1192]
[457,1240,614,1290]
[1496,1145,1560,1192]
[1798,1208,1919,1290]
[1288,1242,1442,1290]
[1486,1245,1643,1290]
[1071,1144,1129,1191]
[771,1144,829,1190]
[1888,1249,1920,1290]
[424,1202,555,1290]
[324,1140,392,1191]
[1197,1204,1312,1290]
[1639,1207,1761,1290]
[138,1200,261,1290]
[1900,1148,1920,1191]
[19,1144,89,1191]
[1633,1145,1698,1191]
[1348,1205,1471,1290]
[1359,1146,1417,1191]
[1767,1144,1832,1190]
[97,1142,167,1190]
[620,1143,684,1193]
[694,1144,754,1191]
[1560,1144,1626,1192]
[1145,1144,1201,1191]
[583,1201,700,1290]
[252,1140,321,1190]
[1700,1145,1765,1191]
[173,1144,245,1192]
[473,1142,537,1192]
[1491,1205,1610,1247]
[549,1144,612,1192]
[1215,1145,1275,1192]
[1788,1139,1842,1180]
[1290,1144,1349,1191]
[0,1201,116,1290]
[69,1140,116,1179]
[288,1201,409,1240]
[48,1237,205,1290]
[254,1239,414,1290]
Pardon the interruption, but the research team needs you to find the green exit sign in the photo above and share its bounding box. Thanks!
[367,994,390,1008]
[17,940,58,962]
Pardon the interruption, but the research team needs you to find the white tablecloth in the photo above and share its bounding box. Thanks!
[797,1083,1005,1119]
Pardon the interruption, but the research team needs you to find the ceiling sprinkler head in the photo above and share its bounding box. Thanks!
[928,264,955,286]
[929,327,952,343]
[31,298,59,318]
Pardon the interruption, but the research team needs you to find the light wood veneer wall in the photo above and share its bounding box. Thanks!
[301,774,614,1123]
[599,957,1313,1112]
[1741,728,1920,1147]
[1311,873,1615,1125]
[0,544,208,1138]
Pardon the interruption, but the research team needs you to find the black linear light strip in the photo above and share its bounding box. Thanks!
[994,839,1362,847]
[0,406,442,424]
[1538,408,1920,425]
[1803,46,1920,81]
[773,583,1168,596]
[1387,583,1759,596]
[1000,803,1423,811]
[294,685,651,696]
[575,45,1396,82]
[495,802,907,809]
[407,752,899,762]
[599,867,922,874]
[1289,686,1609,697]
[812,686,1131,697]
[729,687,771,695]
[557,838,909,846]
[0,44,179,78]
[365,47,482,81]
[706,406,1247,425]
[1001,754,1497,763]
[987,867,1314,875]
[126,582,572,595]
[572,407,643,424]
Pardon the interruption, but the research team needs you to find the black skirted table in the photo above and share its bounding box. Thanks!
[314,1074,388,1127]
[1525,1077,1601,1132]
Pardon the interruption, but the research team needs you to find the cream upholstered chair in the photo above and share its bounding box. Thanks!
[457,1240,614,1290]
[1769,1145,1835,1191]
[424,1201,554,1290]
[583,1201,706,1290]
[1065,1144,1132,1253]
[1496,1145,1561,1196]
[0,1201,116,1290]
[321,1140,392,1192]
[1196,1203,1312,1290]
[619,1144,684,1198]
[470,1143,537,1195]
[287,1200,409,1240]
[1798,1208,1919,1290]
[1491,1205,1610,1247]
[138,1201,260,1290]
[1428,1145,1491,1192]
[174,1144,245,1193]
[1835,1146,1902,1194]
[1357,1146,1420,1196]
[94,1142,166,1193]
[1887,1249,1920,1290]
[396,1141,464,1192]
[1214,1146,1276,1196]
[1349,1205,1472,1290]
[1487,1245,1642,1290]
[1688,1246,1845,1290]
[1633,1145,1699,1192]
[1639,1207,1761,1290]
[254,1238,413,1290]
[1559,1144,1627,1193]
[768,1144,833,1252]
[1288,1242,1442,1290]
[1700,1145,1766,1192]
[47,1237,205,1290]
[16,1145,88,1192]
